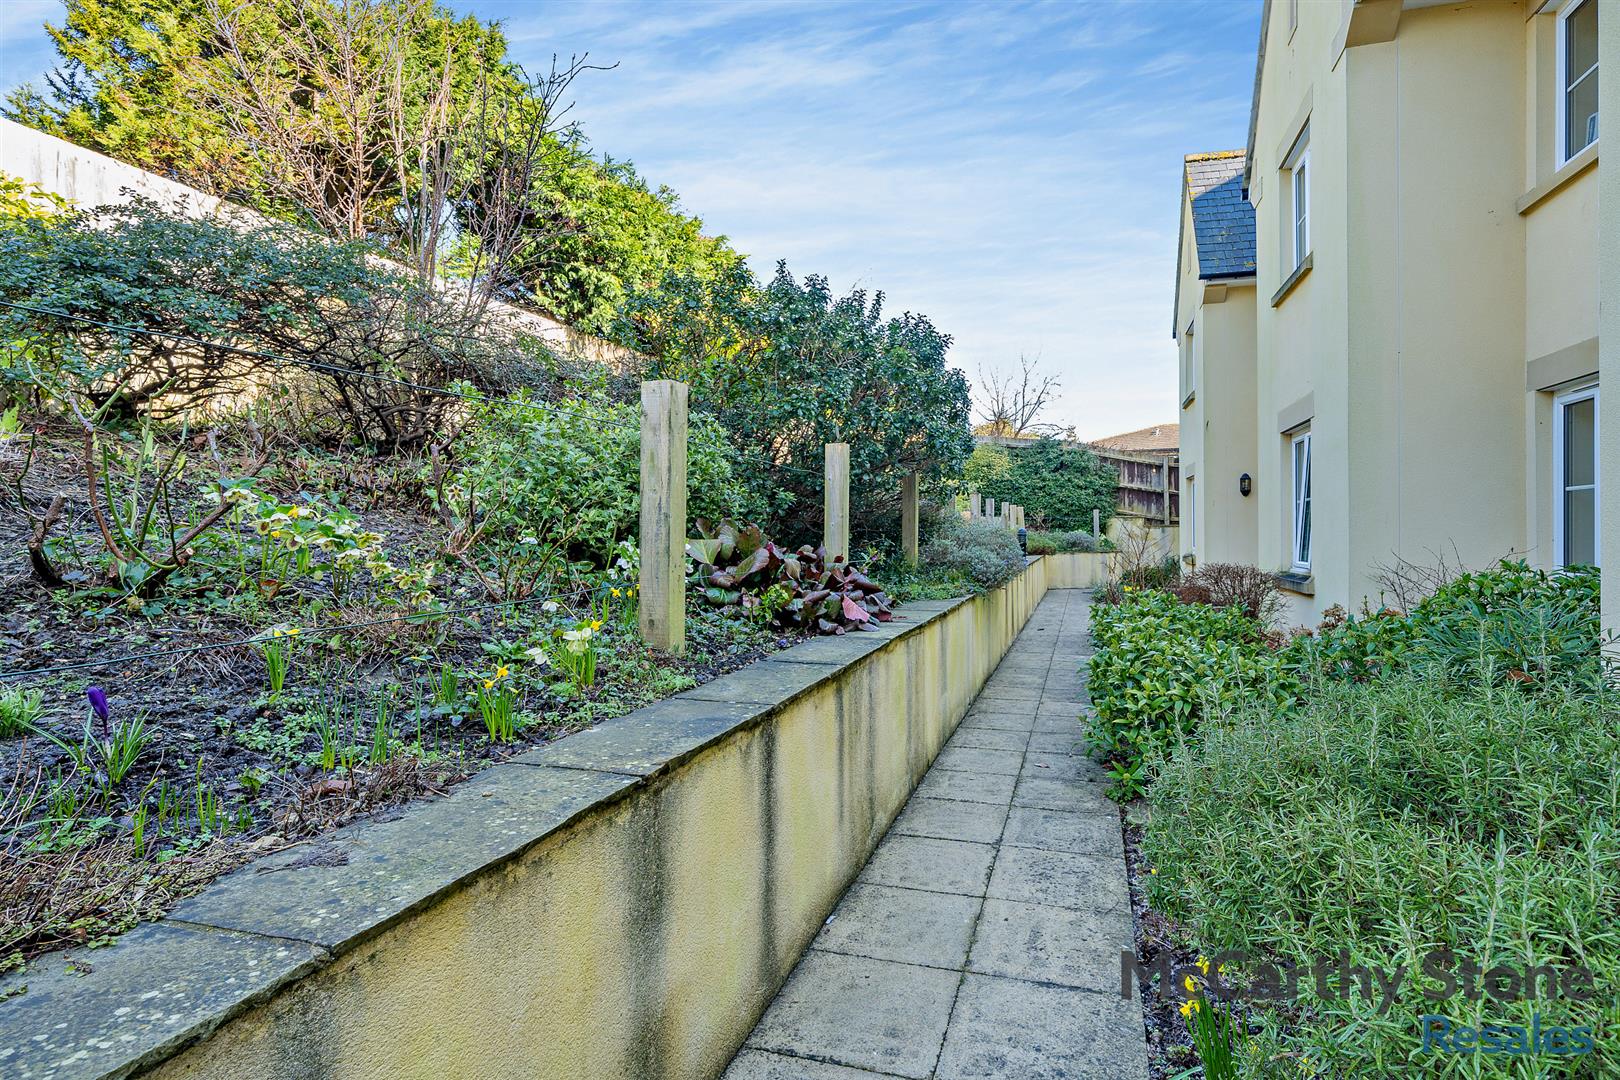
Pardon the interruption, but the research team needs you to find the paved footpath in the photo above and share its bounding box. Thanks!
[723,589,1148,1080]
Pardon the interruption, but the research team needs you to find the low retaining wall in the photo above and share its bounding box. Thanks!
[1,559,1056,1080]
[1044,551,1114,588]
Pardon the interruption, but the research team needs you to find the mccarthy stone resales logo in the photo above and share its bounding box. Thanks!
[1122,948,1598,1058]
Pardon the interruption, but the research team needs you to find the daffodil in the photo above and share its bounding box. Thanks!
[611,588,621,598]
[1183,974,1198,993]
[1196,956,1210,974]
[1179,998,1200,1019]
[483,679,494,689]
[495,665,509,679]
[590,620,603,631]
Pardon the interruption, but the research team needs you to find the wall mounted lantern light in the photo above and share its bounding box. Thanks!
[1239,473,1252,497]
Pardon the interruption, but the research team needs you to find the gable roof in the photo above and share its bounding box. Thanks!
[1186,151,1255,280]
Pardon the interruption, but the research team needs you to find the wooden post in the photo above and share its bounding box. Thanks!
[967,491,980,519]
[638,380,687,655]
[985,497,996,521]
[1093,508,1102,539]
[900,473,919,565]
[824,443,850,562]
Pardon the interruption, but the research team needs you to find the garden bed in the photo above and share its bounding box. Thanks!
[0,424,798,969]
[0,557,1050,1080]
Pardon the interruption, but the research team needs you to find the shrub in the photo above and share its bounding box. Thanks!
[0,199,549,448]
[1058,529,1101,553]
[436,390,760,567]
[961,437,1116,532]
[1169,562,1282,624]
[920,513,1026,589]
[1299,561,1602,688]
[1023,529,1102,556]
[685,518,892,634]
[1023,531,1059,556]
[1086,589,1299,799]
[1144,676,1620,1077]
[618,262,975,546]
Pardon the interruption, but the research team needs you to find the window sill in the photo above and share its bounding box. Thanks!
[1517,142,1598,215]
[1275,570,1314,596]
[1269,254,1312,308]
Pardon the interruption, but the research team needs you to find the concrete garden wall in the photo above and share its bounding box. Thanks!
[1043,551,1114,589]
[0,559,1057,1080]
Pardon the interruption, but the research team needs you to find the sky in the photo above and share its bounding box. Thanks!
[0,0,1261,441]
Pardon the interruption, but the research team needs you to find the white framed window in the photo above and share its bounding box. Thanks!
[1557,0,1598,165]
[1290,430,1312,573]
[1283,128,1310,271]
[1553,384,1598,567]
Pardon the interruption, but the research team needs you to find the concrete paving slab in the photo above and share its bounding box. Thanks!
[890,796,1009,845]
[1012,775,1115,813]
[986,846,1130,914]
[957,710,1036,733]
[966,897,1133,992]
[858,834,996,896]
[912,768,1017,806]
[1019,752,1111,785]
[943,727,1029,753]
[724,1049,900,1079]
[814,883,981,970]
[746,951,960,1079]
[1001,805,1124,859]
[934,973,1148,1080]
[931,746,1025,776]
[1023,731,1088,755]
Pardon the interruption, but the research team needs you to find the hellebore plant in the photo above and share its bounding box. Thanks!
[556,622,601,688]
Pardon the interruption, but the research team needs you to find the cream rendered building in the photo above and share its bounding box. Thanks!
[1174,152,1259,567]
[1189,0,1601,624]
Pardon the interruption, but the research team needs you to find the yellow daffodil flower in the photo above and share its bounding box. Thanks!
[496,666,509,679]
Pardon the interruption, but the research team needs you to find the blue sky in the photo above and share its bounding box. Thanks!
[0,0,1260,439]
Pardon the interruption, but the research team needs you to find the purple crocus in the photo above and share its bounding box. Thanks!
[86,686,110,736]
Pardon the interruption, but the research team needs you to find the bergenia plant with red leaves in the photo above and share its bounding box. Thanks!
[686,518,893,635]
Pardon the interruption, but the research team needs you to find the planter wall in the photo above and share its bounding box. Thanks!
[2,560,1057,1080]
[1043,551,1115,588]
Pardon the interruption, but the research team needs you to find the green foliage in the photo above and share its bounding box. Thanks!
[4,0,249,191]
[1298,561,1603,689]
[1144,676,1620,1077]
[0,199,546,444]
[685,518,894,635]
[618,262,975,545]
[0,688,45,737]
[919,514,1026,589]
[1086,589,1300,799]
[517,154,740,335]
[0,174,68,222]
[5,0,732,325]
[962,438,1115,532]
[1023,529,1102,556]
[438,390,759,566]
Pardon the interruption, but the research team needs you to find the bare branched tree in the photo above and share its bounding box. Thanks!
[202,0,608,317]
[977,354,1066,438]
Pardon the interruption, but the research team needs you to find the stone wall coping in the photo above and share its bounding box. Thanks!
[0,587,988,1080]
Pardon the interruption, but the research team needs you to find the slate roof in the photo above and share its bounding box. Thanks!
[1185,150,1255,280]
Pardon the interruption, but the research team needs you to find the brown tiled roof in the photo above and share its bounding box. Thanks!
[1091,424,1180,453]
